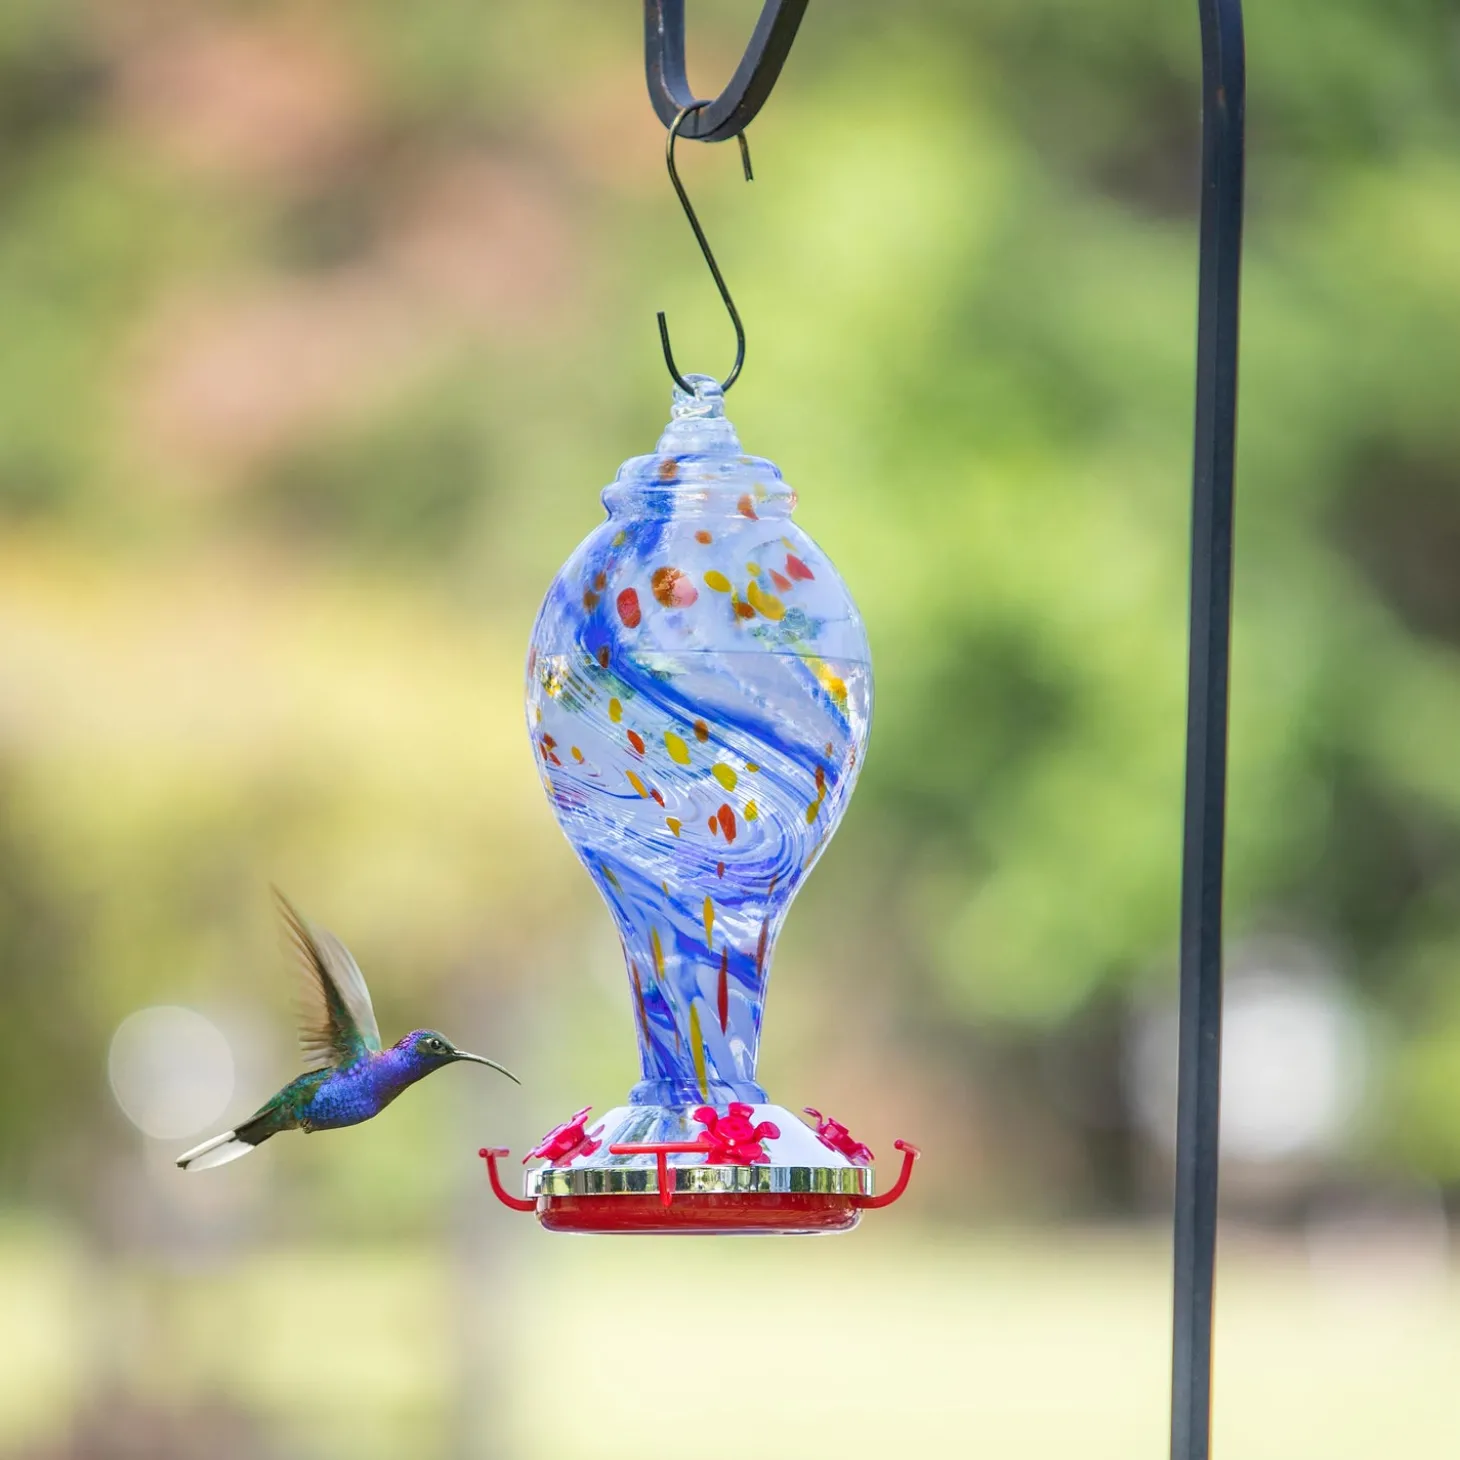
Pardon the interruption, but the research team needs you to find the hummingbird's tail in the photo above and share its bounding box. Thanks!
[176,1111,279,1171]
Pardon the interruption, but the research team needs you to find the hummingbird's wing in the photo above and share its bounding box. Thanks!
[272,888,383,1069]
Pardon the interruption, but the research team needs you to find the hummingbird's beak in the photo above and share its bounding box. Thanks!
[453,1050,521,1084]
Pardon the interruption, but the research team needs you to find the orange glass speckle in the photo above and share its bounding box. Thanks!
[652,565,698,607]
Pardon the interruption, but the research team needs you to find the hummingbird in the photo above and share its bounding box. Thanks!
[178,890,518,1171]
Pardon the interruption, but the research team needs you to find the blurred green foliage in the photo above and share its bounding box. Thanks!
[1,0,1460,1219]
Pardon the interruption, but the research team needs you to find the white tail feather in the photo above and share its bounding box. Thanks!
[177,1130,255,1171]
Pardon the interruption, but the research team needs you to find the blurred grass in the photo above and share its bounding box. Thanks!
[4,1225,1458,1460]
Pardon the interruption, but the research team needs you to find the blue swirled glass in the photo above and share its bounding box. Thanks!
[526,376,871,1109]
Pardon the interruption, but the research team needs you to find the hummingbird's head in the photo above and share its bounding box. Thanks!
[404,1030,520,1084]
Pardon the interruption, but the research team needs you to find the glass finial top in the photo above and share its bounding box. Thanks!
[670,373,726,420]
[654,373,742,459]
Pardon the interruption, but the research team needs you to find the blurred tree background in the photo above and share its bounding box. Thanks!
[5,0,1460,1202]
[4,1,1460,1453]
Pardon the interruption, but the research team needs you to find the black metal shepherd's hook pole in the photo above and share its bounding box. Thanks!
[1172,0,1245,1457]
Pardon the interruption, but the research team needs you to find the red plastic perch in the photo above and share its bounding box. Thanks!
[478,1147,536,1212]
[850,1140,920,1209]
[607,1141,708,1207]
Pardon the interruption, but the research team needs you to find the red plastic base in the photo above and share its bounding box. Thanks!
[537,1191,861,1234]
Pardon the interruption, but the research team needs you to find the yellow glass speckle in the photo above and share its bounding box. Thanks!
[746,581,785,621]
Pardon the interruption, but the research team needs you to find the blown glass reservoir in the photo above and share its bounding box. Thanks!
[518,374,888,1232]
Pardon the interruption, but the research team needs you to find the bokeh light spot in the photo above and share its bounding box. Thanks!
[108,1005,235,1140]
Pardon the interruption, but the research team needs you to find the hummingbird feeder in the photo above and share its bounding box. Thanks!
[483,364,918,1233]
[480,21,918,1234]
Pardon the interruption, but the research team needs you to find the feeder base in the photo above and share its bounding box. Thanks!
[479,1102,918,1235]
[538,1191,860,1235]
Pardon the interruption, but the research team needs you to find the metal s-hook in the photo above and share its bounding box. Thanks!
[657,103,753,395]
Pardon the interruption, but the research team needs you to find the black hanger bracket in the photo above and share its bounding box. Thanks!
[644,0,808,143]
